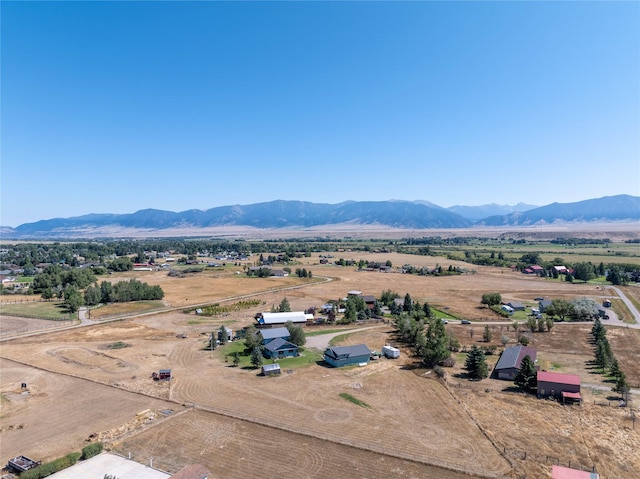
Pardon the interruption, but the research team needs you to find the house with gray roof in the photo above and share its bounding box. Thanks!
[263,337,299,359]
[323,344,371,368]
[494,345,537,380]
[259,327,290,344]
[538,299,553,313]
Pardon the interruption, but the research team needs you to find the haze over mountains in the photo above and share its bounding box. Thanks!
[2,195,639,239]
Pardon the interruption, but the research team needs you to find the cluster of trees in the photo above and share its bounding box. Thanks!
[246,267,272,277]
[591,319,629,398]
[294,268,312,278]
[83,280,164,306]
[33,265,97,297]
[545,298,600,322]
[392,296,454,371]
[270,298,291,313]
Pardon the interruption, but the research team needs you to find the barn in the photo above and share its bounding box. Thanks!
[324,344,371,368]
[494,345,537,380]
[537,371,581,403]
[256,312,309,327]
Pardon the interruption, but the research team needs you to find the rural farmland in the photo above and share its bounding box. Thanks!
[1,247,639,478]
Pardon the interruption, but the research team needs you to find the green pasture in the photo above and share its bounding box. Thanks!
[0,301,73,320]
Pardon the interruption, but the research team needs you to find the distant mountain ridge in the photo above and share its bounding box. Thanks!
[446,202,538,221]
[3,195,638,238]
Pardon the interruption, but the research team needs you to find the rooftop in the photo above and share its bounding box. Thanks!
[538,371,581,386]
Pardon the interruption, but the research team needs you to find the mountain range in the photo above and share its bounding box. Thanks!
[2,195,638,239]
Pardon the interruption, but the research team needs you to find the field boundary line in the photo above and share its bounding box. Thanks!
[442,377,516,471]
[0,356,506,478]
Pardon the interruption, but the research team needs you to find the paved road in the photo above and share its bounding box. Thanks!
[609,286,640,328]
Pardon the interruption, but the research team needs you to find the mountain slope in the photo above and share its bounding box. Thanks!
[447,203,538,221]
[477,195,640,226]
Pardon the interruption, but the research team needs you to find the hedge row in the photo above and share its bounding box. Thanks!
[20,443,103,479]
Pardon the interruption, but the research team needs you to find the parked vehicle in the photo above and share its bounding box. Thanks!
[461,320,471,325]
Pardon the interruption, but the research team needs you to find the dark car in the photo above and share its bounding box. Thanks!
[461,320,471,324]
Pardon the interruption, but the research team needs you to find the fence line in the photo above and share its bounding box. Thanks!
[0,357,505,478]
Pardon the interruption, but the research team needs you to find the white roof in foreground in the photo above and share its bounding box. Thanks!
[260,311,307,323]
[47,453,170,479]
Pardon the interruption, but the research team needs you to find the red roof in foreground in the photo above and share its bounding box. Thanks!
[552,465,599,479]
[562,391,581,399]
[538,371,581,386]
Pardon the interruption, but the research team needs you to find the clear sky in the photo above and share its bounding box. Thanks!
[2,1,639,227]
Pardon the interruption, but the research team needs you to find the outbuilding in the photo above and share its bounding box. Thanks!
[261,363,281,376]
[256,311,308,327]
[537,371,581,403]
[324,344,371,367]
[494,345,537,380]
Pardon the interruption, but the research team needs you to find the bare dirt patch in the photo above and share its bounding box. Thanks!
[0,358,180,463]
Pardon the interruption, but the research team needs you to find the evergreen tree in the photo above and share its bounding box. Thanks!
[464,345,488,380]
[423,302,432,319]
[609,358,621,378]
[483,325,492,342]
[514,355,537,392]
[403,293,413,312]
[422,317,450,367]
[218,325,228,345]
[613,371,630,398]
[232,352,240,367]
[278,297,291,312]
[250,346,264,368]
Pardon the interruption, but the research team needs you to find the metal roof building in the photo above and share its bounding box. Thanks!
[494,345,537,380]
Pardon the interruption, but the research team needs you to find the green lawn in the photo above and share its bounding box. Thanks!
[0,301,73,320]
[431,307,458,320]
[215,340,322,369]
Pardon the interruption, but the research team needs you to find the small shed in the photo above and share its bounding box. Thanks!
[538,299,553,313]
[262,363,281,376]
[537,371,581,402]
[324,344,371,368]
[382,345,400,359]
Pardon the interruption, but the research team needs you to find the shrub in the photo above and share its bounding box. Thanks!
[442,357,456,367]
[433,365,446,378]
[518,335,529,346]
[81,442,103,460]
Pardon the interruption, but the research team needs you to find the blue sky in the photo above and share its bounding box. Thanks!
[2,1,639,227]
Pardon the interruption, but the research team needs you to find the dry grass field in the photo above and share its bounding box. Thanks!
[1,251,639,478]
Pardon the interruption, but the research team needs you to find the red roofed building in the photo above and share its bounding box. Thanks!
[538,371,581,403]
[552,465,599,478]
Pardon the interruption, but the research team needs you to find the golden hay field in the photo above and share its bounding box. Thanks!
[1,251,639,478]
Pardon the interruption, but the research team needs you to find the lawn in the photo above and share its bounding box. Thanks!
[90,301,166,319]
[215,340,321,369]
[0,301,73,320]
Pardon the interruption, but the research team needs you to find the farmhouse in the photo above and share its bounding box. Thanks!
[494,345,537,380]
[259,327,290,344]
[537,371,581,403]
[263,337,299,359]
[256,312,310,327]
[551,465,599,479]
[506,301,525,311]
[324,344,371,368]
[538,299,553,313]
